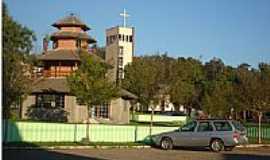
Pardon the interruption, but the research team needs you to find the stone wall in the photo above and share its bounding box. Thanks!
[110,98,130,124]
[21,95,36,119]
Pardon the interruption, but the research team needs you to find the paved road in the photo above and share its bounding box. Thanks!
[3,147,270,160]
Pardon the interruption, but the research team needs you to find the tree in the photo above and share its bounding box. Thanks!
[169,57,204,111]
[250,64,270,143]
[123,55,162,135]
[67,51,119,141]
[201,58,236,118]
[93,45,106,60]
[3,3,36,119]
[123,56,161,110]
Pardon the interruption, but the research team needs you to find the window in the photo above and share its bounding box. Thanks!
[118,68,124,79]
[118,57,123,66]
[36,94,64,108]
[198,122,213,132]
[94,104,109,118]
[214,121,232,131]
[76,40,81,48]
[232,121,245,132]
[129,35,133,42]
[181,121,197,132]
[119,46,124,56]
[118,34,122,41]
[126,35,129,42]
[122,34,125,41]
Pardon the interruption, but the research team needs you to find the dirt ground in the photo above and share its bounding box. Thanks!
[3,147,270,160]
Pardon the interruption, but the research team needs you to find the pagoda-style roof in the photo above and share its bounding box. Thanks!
[50,31,96,44]
[52,14,90,31]
[39,49,81,61]
[39,49,105,62]
[32,78,70,93]
[32,78,138,100]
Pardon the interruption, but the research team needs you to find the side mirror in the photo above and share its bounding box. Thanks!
[174,129,180,132]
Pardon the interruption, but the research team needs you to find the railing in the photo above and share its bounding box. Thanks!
[43,70,72,77]
[2,120,177,143]
[3,120,270,143]
[246,126,270,139]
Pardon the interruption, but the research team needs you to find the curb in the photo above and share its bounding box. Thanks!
[3,145,151,150]
[236,144,270,148]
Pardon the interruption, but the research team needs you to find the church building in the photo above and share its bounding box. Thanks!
[105,9,134,84]
[21,14,137,123]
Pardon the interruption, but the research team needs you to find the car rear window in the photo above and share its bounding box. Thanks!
[232,121,245,131]
[214,121,232,131]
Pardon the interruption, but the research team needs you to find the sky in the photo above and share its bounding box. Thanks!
[4,0,270,67]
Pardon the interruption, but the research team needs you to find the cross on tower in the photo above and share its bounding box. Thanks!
[120,8,130,27]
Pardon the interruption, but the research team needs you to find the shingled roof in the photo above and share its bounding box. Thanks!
[39,49,105,63]
[50,31,96,44]
[120,89,138,100]
[32,78,138,100]
[39,49,81,61]
[52,14,90,31]
[32,78,70,93]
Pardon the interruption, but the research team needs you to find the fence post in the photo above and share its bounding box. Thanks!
[134,125,138,142]
[74,123,77,142]
[258,112,262,144]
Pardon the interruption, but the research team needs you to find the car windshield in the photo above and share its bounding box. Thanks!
[232,121,245,131]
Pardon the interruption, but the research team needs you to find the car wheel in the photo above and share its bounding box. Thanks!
[210,139,224,152]
[160,137,173,150]
[224,146,235,151]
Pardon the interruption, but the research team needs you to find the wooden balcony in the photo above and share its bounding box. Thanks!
[43,70,72,77]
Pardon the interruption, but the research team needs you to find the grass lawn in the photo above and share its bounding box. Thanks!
[247,137,270,144]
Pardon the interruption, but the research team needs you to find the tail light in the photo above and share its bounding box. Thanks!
[233,131,240,139]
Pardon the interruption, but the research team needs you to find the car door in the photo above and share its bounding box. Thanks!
[174,121,197,146]
[192,121,214,146]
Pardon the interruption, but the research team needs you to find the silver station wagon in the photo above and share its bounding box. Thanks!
[151,119,248,152]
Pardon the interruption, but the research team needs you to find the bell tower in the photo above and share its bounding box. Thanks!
[105,9,135,84]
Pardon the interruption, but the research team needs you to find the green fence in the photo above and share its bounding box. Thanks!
[2,121,178,143]
[3,120,270,143]
[246,127,270,139]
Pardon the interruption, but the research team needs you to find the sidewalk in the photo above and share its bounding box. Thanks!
[4,143,270,150]
[236,144,270,148]
[3,145,151,150]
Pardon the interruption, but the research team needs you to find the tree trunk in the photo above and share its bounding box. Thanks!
[243,110,246,122]
[85,105,91,142]
[150,107,154,136]
[258,111,262,144]
[86,120,90,141]
[132,102,136,121]
[19,96,23,119]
